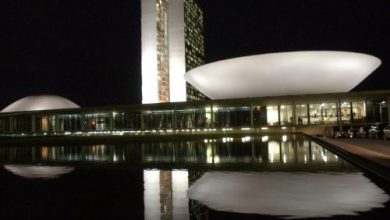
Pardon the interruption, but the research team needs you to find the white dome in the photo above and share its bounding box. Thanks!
[184,51,381,99]
[1,95,80,113]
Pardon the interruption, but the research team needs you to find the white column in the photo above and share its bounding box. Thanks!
[141,0,159,104]
[172,170,189,220]
[168,0,187,102]
[144,170,161,220]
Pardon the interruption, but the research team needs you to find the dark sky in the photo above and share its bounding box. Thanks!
[1,0,389,108]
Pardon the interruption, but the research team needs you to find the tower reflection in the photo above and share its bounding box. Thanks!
[144,170,189,220]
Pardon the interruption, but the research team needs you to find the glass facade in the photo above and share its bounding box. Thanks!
[280,105,293,125]
[352,101,366,122]
[0,92,389,135]
[214,106,251,128]
[296,104,308,125]
[322,103,338,124]
[267,106,279,126]
[340,101,351,122]
[184,0,207,101]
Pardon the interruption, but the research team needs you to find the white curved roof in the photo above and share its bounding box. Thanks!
[1,95,80,113]
[188,172,388,219]
[185,51,381,99]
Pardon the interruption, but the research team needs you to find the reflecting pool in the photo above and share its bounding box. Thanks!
[0,135,388,219]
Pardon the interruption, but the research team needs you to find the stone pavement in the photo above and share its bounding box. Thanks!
[317,137,390,181]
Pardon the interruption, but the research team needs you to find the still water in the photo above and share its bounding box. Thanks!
[0,135,388,219]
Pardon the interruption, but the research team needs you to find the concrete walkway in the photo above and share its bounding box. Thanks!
[320,137,390,168]
[318,137,390,179]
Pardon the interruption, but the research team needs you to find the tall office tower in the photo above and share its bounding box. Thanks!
[141,0,206,104]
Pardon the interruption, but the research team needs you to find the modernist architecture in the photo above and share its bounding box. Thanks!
[185,51,382,99]
[141,0,206,104]
[0,51,388,136]
[1,95,80,113]
[0,90,389,136]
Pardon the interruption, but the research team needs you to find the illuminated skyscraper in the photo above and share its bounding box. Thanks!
[141,0,206,104]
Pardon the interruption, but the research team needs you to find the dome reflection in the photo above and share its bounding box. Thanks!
[4,165,74,179]
[188,172,388,219]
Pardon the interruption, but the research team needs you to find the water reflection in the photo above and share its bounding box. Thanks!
[144,170,189,220]
[0,135,352,172]
[4,165,74,179]
[0,135,388,219]
[188,172,389,219]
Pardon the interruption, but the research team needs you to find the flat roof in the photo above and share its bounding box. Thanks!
[0,90,389,117]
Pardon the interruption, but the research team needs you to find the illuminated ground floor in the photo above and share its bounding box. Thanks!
[0,90,389,136]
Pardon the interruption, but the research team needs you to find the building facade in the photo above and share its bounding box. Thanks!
[0,90,389,136]
[141,0,206,104]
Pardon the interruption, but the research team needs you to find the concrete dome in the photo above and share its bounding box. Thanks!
[1,95,80,113]
[185,51,381,99]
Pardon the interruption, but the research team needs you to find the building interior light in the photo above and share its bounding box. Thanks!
[241,136,251,143]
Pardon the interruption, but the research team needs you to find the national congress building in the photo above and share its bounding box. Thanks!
[0,1,389,137]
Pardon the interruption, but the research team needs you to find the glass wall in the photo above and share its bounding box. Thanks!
[176,107,209,129]
[340,102,351,122]
[214,106,251,128]
[84,113,111,131]
[143,110,173,129]
[0,92,389,135]
[321,103,338,124]
[57,114,82,132]
[309,104,322,124]
[0,118,8,133]
[125,112,142,130]
[352,101,366,122]
[371,100,389,122]
[295,104,308,125]
[12,116,32,133]
[267,106,279,126]
[308,103,338,124]
[279,105,293,125]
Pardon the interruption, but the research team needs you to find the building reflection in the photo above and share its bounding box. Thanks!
[4,164,74,179]
[0,135,372,219]
[188,172,389,219]
[0,135,354,172]
[144,170,189,220]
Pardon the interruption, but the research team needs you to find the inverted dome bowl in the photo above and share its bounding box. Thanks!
[184,51,381,99]
[1,95,80,113]
[188,172,388,219]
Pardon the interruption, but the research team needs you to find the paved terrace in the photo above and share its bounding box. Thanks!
[316,137,390,181]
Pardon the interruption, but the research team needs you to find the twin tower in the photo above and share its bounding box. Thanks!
[141,0,206,104]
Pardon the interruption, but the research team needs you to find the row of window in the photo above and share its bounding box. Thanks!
[0,100,387,133]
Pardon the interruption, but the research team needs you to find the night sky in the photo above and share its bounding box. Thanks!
[1,0,389,108]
